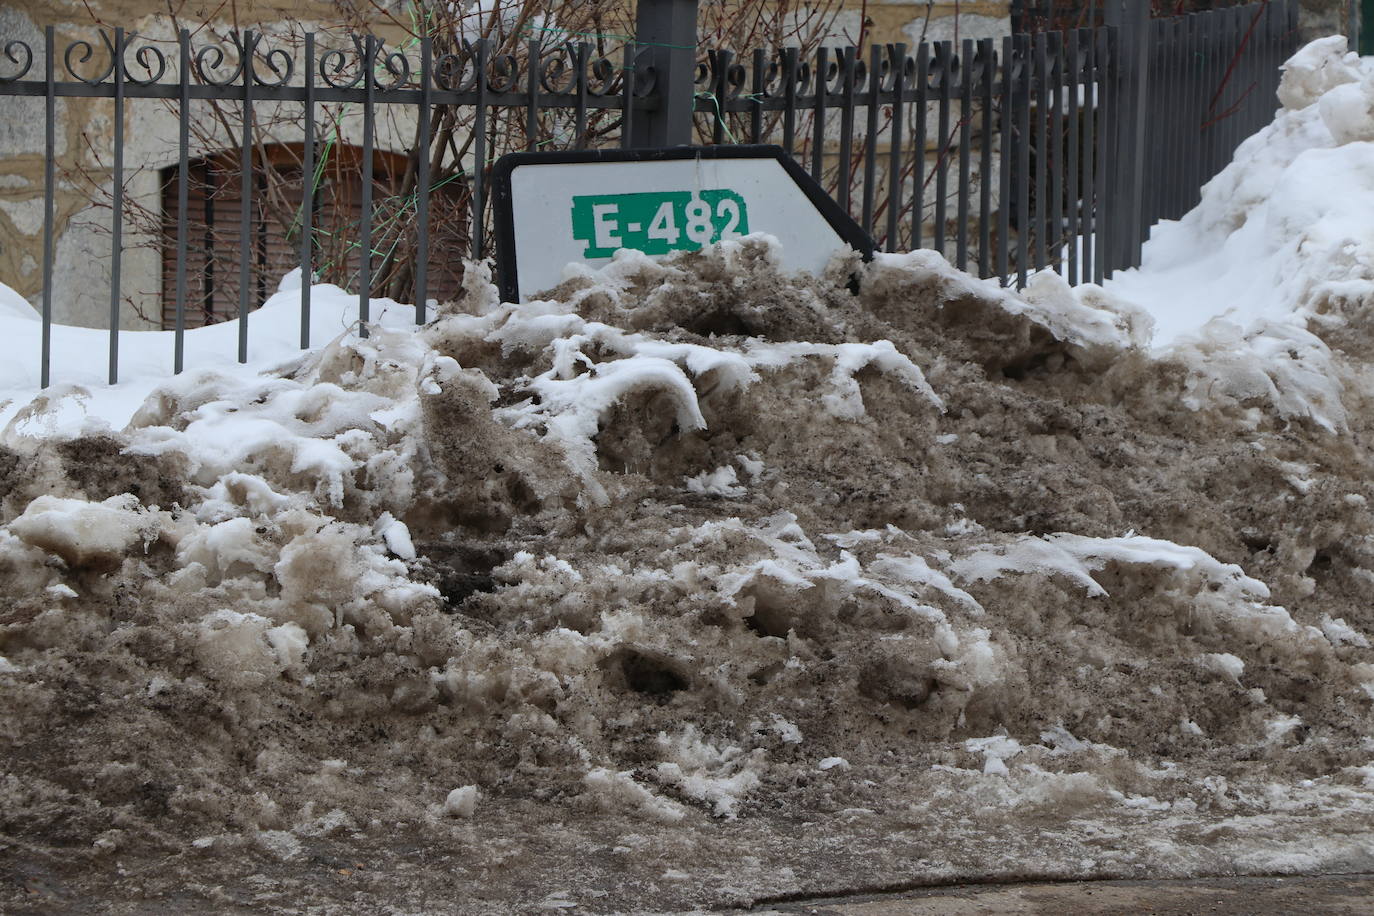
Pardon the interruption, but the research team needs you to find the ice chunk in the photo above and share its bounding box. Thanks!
[375,512,417,560]
[581,767,686,824]
[444,785,480,818]
[1320,614,1370,648]
[1278,36,1363,111]
[685,465,746,497]
[9,494,154,567]
[1200,652,1246,683]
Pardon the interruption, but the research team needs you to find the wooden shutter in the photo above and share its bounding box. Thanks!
[161,143,468,330]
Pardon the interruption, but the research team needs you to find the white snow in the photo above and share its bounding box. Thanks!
[0,282,422,439]
[444,785,480,818]
[1320,614,1371,648]
[9,493,154,567]
[0,282,37,321]
[950,533,1270,602]
[685,465,746,497]
[375,512,417,560]
[581,768,686,824]
[1201,652,1247,684]
[1061,37,1374,430]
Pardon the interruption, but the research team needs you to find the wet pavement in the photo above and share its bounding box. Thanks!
[763,874,1374,915]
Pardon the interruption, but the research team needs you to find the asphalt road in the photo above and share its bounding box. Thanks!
[761,874,1374,915]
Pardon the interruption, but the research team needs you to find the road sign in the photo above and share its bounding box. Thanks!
[491,146,873,303]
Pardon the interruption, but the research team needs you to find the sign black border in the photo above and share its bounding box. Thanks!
[490,144,875,303]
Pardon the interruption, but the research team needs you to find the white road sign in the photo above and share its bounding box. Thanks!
[492,146,872,302]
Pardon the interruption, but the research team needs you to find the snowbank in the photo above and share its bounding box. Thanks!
[0,281,421,438]
[3,39,1374,912]
[1085,37,1374,430]
[2,228,1374,910]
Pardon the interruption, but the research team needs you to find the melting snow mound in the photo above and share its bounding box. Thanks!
[3,39,1374,914]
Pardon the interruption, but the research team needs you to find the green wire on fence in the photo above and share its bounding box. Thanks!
[310,171,469,286]
[284,20,427,267]
[285,11,664,289]
[695,91,736,143]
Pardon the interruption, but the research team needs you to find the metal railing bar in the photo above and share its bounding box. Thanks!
[1048,30,1063,276]
[912,42,928,251]
[1096,25,1113,282]
[933,41,951,258]
[956,38,973,272]
[109,27,125,384]
[526,39,542,151]
[41,26,54,388]
[1016,32,1030,287]
[1033,31,1048,273]
[472,39,489,259]
[236,31,254,363]
[574,42,590,147]
[620,42,635,150]
[174,29,190,372]
[1081,28,1095,285]
[301,32,315,346]
[997,34,1012,285]
[812,46,828,185]
[1066,27,1080,285]
[978,37,994,279]
[885,43,908,253]
[781,47,798,157]
[359,35,376,337]
[861,44,880,239]
[750,47,766,143]
[415,36,432,321]
[837,46,857,216]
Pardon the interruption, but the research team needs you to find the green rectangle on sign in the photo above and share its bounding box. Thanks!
[570,189,750,259]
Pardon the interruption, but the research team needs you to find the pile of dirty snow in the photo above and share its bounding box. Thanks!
[1094,36,1374,432]
[3,40,1374,914]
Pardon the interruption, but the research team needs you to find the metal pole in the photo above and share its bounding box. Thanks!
[1104,0,1149,270]
[630,0,699,147]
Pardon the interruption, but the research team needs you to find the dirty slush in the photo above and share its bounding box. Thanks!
[1,240,1372,913]
[6,40,1374,911]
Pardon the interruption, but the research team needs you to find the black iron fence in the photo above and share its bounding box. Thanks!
[0,0,1299,387]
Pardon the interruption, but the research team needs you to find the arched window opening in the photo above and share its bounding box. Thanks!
[160,142,468,330]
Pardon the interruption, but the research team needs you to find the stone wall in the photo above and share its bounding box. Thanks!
[0,0,411,329]
[1298,0,1357,44]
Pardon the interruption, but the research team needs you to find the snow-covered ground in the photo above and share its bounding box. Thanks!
[0,270,424,437]
[3,38,1374,915]
[1103,37,1374,351]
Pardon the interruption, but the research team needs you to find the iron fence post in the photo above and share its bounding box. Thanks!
[630,0,699,147]
[1105,0,1149,272]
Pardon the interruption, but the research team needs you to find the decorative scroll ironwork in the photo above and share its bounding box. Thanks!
[0,38,31,82]
[692,42,1026,112]
[0,28,655,105]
